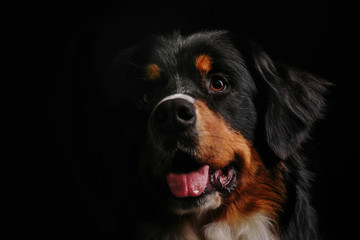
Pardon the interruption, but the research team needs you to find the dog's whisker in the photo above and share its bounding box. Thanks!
[126,61,143,68]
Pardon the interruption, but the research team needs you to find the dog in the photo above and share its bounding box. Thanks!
[106,30,329,240]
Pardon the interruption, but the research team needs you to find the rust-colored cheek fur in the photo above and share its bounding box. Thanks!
[194,100,286,228]
[194,100,252,168]
[220,151,286,230]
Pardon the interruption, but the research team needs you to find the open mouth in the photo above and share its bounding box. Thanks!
[165,151,237,199]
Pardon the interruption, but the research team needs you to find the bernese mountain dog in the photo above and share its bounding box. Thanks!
[107,30,329,240]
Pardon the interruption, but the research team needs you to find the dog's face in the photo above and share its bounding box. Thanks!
[109,31,328,223]
[137,32,260,215]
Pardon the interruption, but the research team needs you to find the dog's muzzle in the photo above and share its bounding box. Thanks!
[145,94,239,213]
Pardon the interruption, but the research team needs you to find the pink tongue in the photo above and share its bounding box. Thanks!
[166,165,209,198]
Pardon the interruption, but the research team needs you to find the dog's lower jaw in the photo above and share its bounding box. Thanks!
[170,191,222,215]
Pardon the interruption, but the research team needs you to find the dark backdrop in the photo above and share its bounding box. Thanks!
[48,1,358,239]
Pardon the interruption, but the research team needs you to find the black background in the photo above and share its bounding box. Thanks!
[47,1,358,239]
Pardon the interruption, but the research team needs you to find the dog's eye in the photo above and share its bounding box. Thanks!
[210,77,227,92]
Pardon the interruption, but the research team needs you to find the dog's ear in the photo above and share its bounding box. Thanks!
[242,42,330,159]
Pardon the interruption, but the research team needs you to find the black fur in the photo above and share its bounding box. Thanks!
[106,30,329,240]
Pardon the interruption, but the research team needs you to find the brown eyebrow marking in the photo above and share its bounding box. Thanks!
[146,64,161,81]
[195,54,213,75]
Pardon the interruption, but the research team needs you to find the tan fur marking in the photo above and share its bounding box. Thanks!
[195,55,213,75]
[219,152,285,223]
[146,64,161,80]
[194,100,252,168]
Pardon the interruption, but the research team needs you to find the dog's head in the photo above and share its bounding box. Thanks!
[108,31,328,219]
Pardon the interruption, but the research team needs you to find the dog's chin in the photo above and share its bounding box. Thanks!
[168,191,223,215]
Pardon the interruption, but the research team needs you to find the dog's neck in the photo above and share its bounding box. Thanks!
[141,212,276,240]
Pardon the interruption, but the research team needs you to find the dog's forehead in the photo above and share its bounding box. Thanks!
[144,33,240,84]
[148,32,230,65]
[139,31,254,100]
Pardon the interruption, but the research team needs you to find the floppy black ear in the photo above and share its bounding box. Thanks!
[250,47,330,159]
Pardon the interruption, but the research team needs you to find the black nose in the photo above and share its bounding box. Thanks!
[152,99,196,132]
